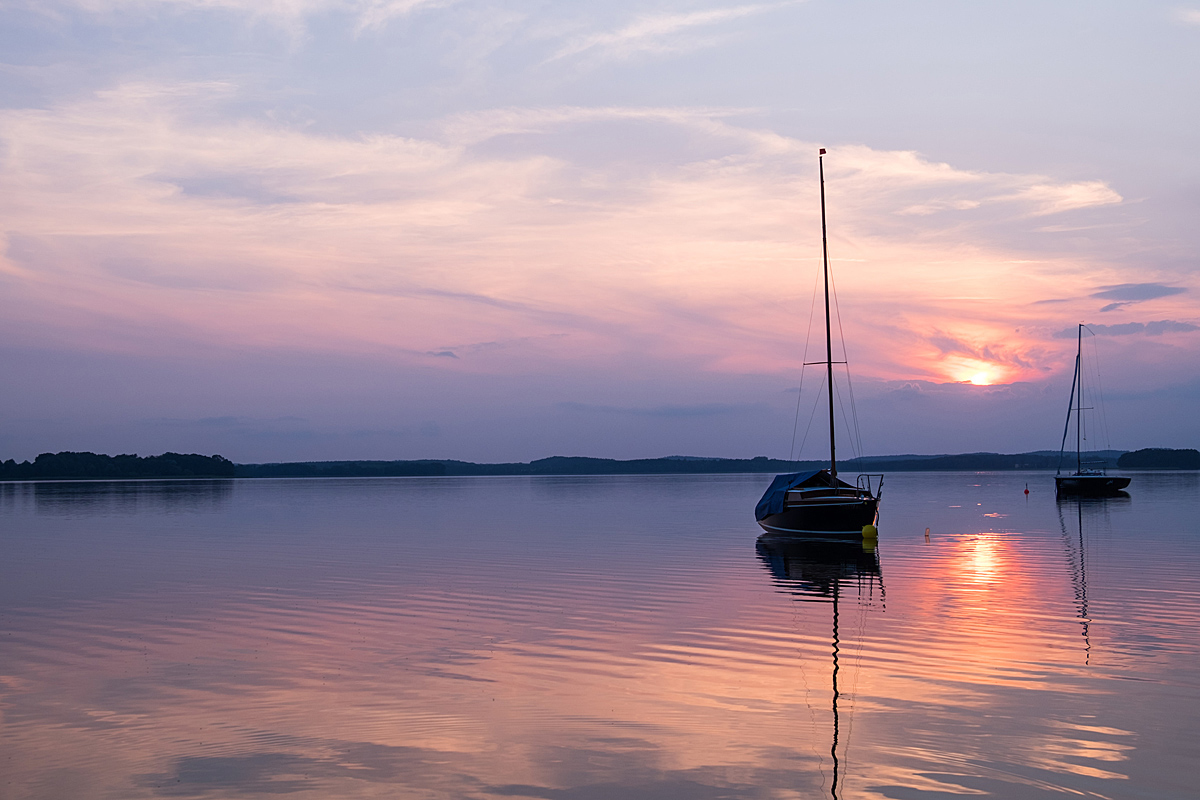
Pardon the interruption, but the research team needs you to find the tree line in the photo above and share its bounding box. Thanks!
[3,448,1195,482]
[0,452,235,481]
[1117,448,1200,469]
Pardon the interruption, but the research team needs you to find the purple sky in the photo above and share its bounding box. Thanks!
[1,1,1197,463]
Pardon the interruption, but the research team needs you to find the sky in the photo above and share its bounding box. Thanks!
[0,0,1197,463]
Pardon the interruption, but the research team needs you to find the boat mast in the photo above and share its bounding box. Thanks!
[1076,323,1082,475]
[819,149,837,478]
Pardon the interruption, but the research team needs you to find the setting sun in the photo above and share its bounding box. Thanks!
[942,352,1018,388]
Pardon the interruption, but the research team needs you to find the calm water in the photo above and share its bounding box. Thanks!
[1,472,1198,799]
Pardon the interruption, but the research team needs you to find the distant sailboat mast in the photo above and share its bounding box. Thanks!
[1057,323,1083,477]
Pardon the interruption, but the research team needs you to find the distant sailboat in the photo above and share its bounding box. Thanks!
[756,150,882,534]
[1055,324,1130,497]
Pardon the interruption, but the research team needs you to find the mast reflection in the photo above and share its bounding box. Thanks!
[756,535,884,800]
[1056,493,1128,665]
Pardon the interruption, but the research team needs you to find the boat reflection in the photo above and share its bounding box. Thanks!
[757,534,884,602]
[756,534,884,800]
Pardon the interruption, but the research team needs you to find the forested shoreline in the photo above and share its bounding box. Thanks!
[0,452,235,481]
[3,447,1196,481]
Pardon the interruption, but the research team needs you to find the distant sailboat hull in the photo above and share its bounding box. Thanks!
[1055,474,1131,497]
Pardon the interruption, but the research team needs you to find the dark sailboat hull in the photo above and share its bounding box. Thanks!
[1055,474,1131,497]
[757,496,879,535]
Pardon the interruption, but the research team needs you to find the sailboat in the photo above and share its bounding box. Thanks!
[756,149,882,535]
[1054,323,1130,497]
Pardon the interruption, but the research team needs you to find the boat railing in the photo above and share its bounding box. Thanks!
[857,474,884,499]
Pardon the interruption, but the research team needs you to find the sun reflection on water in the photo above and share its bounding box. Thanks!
[964,533,1004,585]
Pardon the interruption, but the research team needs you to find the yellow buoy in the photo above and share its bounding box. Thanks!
[862,524,878,539]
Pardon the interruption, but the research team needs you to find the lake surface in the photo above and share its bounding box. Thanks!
[2,471,1198,799]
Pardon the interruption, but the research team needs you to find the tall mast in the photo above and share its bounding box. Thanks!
[820,149,837,478]
[1056,329,1081,476]
[1076,323,1082,475]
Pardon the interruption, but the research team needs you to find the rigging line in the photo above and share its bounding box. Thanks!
[790,267,824,460]
[833,377,859,461]
[797,380,826,460]
[828,260,866,460]
[1081,362,1090,449]
[843,364,864,463]
[789,369,806,462]
[1085,327,1114,452]
[1082,335,1105,454]
[1079,333,1091,451]
[835,379,854,460]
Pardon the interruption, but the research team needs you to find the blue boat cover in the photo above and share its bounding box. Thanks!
[755,471,820,521]
[754,470,855,521]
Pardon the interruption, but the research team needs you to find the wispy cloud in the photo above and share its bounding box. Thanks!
[827,146,1123,226]
[1092,282,1187,312]
[549,3,794,61]
[437,105,748,146]
[1002,181,1122,216]
[558,401,753,417]
[1054,321,1200,338]
[27,0,449,30]
[1176,8,1200,25]
[352,0,453,30]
